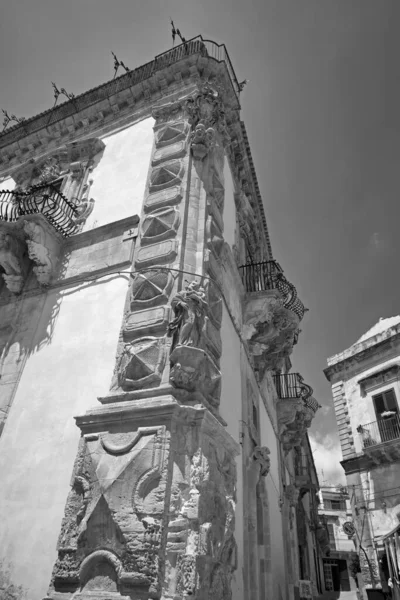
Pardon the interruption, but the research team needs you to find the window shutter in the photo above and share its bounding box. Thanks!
[384,389,398,412]
[373,393,385,415]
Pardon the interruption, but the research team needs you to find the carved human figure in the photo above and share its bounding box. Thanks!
[252,446,271,477]
[190,123,216,160]
[168,281,208,350]
[0,230,22,276]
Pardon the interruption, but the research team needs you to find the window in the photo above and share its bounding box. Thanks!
[323,561,334,591]
[323,499,346,511]
[373,388,398,419]
[327,524,336,550]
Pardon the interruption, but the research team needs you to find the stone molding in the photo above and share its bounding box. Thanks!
[0,56,271,255]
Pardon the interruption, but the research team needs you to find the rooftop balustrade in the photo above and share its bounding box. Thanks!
[0,36,241,147]
[239,260,307,320]
[0,183,78,237]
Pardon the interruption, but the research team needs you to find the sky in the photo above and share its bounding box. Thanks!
[1,0,400,484]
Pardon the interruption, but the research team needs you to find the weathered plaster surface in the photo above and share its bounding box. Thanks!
[219,303,244,599]
[0,177,15,191]
[86,118,154,230]
[259,401,286,599]
[0,277,129,599]
[223,156,236,249]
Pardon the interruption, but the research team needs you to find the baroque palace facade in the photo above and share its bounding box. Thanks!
[0,37,323,600]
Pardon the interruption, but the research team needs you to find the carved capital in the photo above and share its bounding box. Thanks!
[185,83,230,146]
[252,446,271,476]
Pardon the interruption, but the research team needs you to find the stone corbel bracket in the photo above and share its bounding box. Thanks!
[243,290,300,376]
[0,221,29,294]
[22,214,63,286]
[285,484,300,508]
[277,399,317,454]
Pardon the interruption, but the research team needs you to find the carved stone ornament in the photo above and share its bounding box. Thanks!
[73,178,95,231]
[243,293,300,377]
[190,123,216,160]
[185,83,230,146]
[140,207,180,245]
[285,484,300,508]
[149,160,185,192]
[130,269,174,310]
[168,280,208,351]
[116,337,166,391]
[277,399,317,454]
[12,138,105,189]
[252,446,271,477]
[47,403,240,600]
[155,121,188,147]
[0,226,26,293]
[167,280,222,409]
[170,345,221,410]
[23,217,62,286]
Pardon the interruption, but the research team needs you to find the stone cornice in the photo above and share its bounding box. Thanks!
[324,327,400,381]
[0,38,272,258]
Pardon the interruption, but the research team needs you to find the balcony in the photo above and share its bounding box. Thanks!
[273,373,320,454]
[357,415,400,462]
[240,261,307,377]
[239,260,306,320]
[0,183,78,237]
[0,184,78,292]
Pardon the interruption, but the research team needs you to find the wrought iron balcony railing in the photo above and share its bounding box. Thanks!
[357,414,400,449]
[0,183,78,237]
[273,372,314,404]
[239,260,307,320]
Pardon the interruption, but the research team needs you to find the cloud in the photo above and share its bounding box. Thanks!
[309,432,347,486]
[368,232,386,254]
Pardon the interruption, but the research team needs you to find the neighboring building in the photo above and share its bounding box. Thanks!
[0,36,321,600]
[318,484,358,597]
[325,316,400,597]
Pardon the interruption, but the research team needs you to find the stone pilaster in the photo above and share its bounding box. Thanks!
[46,398,239,600]
[46,83,241,600]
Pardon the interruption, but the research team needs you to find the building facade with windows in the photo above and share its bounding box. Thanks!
[0,37,321,600]
[318,485,358,597]
[325,317,400,596]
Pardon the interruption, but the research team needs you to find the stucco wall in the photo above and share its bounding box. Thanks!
[86,117,154,230]
[223,157,237,249]
[0,275,129,599]
[0,177,15,191]
[259,394,286,599]
[220,303,244,600]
